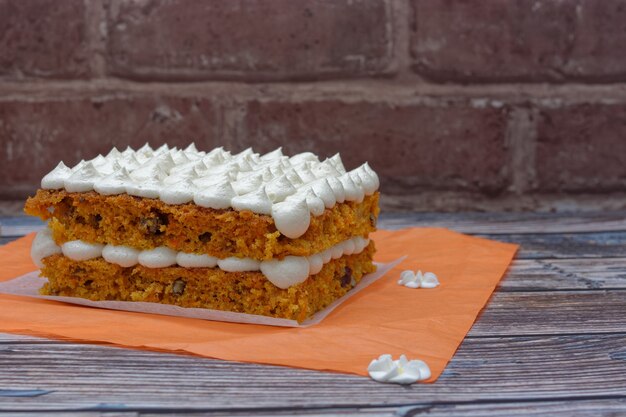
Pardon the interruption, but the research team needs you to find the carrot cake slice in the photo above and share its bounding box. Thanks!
[25,144,380,322]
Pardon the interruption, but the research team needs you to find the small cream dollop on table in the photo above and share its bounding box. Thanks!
[397,270,440,289]
[367,354,431,384]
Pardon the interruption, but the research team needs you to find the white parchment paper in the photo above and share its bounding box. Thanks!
[0,257,404,327]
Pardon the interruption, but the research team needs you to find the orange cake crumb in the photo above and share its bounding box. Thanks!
[25,190,379,260]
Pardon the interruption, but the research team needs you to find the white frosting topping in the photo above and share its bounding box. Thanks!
[368,354,431,385]
[310,179,336,208]
[30,228,62,268]
[301,189,325,216]
[94,168,132,195]
[397,270,440,289]
[159,179,195,205]
[326,176,346,203]
[31,229,370,289]
[41,162,72,189]
[271,198,310,239]
[64,162,100,193]
[40,144,379,239]
[193,181,237,210]
[230,186,273,215]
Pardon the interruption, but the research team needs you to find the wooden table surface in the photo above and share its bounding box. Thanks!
[1,211,625,416]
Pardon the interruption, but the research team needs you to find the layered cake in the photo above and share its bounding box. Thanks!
[25,144,380,322]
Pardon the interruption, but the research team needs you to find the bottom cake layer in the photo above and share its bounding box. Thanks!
[39,242,376,322]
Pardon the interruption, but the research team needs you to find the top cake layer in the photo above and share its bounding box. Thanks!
[40,144,379,239]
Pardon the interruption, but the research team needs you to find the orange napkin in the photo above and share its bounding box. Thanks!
[0,228,517,381]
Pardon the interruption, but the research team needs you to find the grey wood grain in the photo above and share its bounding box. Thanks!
[469,290,626,336]
[0,217,44,237]
[0,414,139,417]
[0,400,625,417]
[0,236,19,245]
[0,412,392,417]
[163,410,395,417]
[154,398,626,417]
[377,211,626,234]
[0,334,624,411]
[0,409,395,417]
[0,333,60,343]
[393,398,626,417]
[484,232,626,260]
[501,258,626,291]
[3,400,625,417]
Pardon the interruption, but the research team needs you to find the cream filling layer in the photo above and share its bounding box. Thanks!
[32,228,370,289]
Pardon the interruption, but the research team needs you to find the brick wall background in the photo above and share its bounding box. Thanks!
[1,0,625,211]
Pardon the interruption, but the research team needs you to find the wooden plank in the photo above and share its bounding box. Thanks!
[377,211,626,235]
[2,411,138,417]
[0,334,624,410]
[500,258,626,291]
[192,399,626,417]
[0,414,138,417]
[0,236,19,245]
[0,216,43,237]
[0,333,62,344]
[483,232,626,260]
[0,408,391,416]
[0,201,27,218]
[2,400,625,417]
[470,290,626,336]
[393,398,626,417]
[149,398,626,417]
[173,410,394,417]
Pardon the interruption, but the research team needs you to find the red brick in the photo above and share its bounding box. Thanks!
[106,0,393,81]
[535,102,626,192]
[240,99,510,194]
[0,95,220,198]
[0,0,90,79]
[569,0,626,80]
[411,0,626,82]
